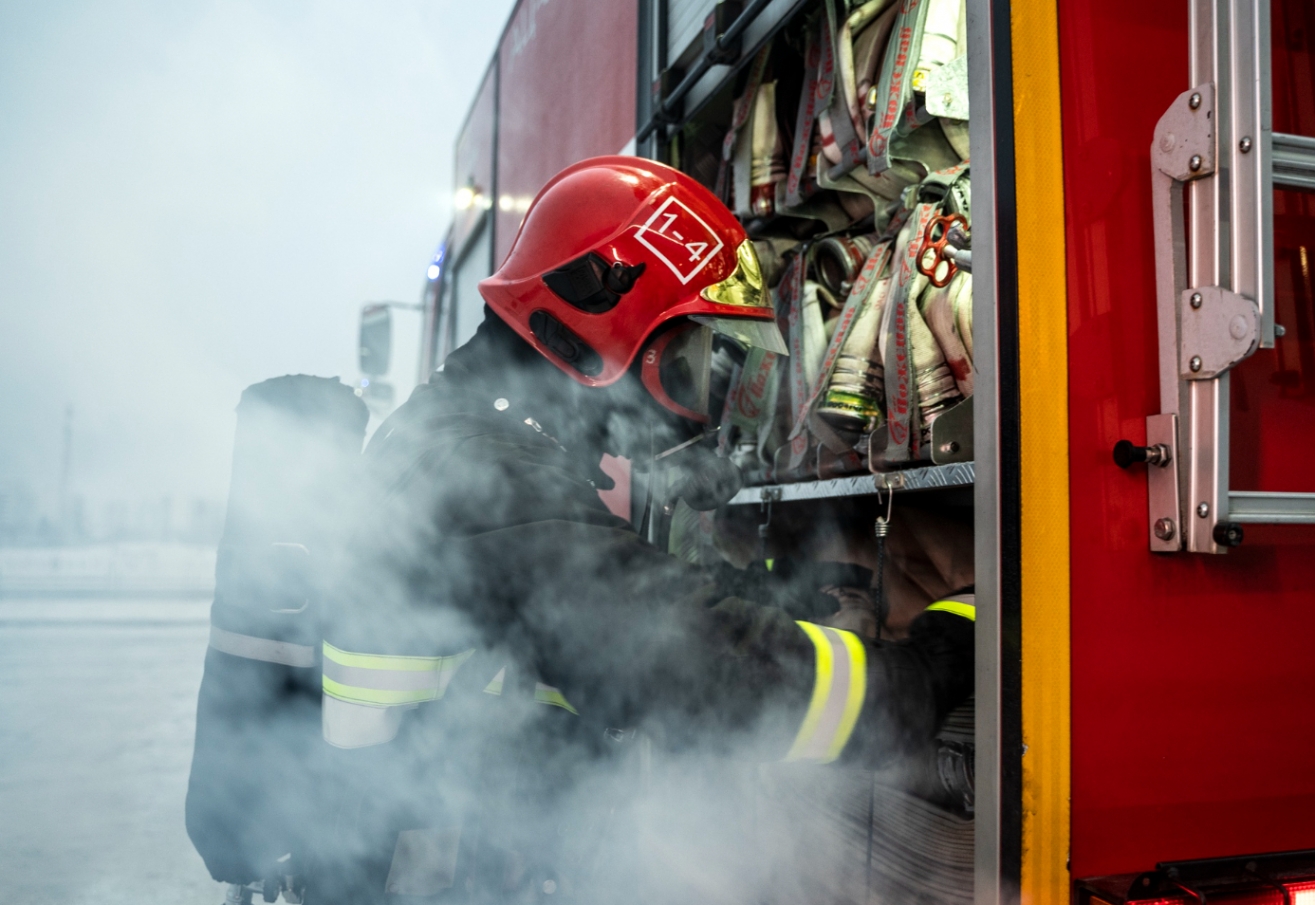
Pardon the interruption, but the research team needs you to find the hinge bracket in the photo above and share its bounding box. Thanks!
[1178,286,1260,380]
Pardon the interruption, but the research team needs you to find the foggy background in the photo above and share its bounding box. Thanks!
[0,0,515,545]
[0,2,515,900]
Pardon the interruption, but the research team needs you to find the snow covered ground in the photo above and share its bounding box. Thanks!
[0,544,216,597]
[0,596,224,903]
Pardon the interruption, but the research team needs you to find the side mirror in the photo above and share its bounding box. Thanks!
[359,304,392,376]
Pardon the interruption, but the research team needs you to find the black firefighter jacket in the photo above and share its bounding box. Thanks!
[312,319,974,902]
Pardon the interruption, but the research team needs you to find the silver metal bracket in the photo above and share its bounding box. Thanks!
[1141,0,1315,551]
[1147,414,1182,552]
[1152,83,1216,183]
[1179,286,1259,380]
[1149,83,1224,553]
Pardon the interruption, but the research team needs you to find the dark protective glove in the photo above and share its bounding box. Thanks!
[844,607,975,766]
[664,445,744,511]
[711,557,873,623]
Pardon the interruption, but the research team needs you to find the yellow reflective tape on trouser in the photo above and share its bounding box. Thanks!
[786,622,866,764]
[533,682,578,715]
[321,641,474,706]
[925,599,976,621]
[483,667,506,696]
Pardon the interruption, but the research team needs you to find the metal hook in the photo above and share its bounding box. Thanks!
[874,486,894,538]
[872,486,895,639]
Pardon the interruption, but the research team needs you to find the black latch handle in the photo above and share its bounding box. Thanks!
[1114,439,1172,469]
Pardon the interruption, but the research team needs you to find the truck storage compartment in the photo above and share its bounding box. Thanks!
[643,2,981,901]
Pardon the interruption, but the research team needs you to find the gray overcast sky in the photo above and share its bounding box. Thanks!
[0,0,515,519]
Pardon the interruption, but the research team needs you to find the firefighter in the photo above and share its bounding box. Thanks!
[313,157,974,902]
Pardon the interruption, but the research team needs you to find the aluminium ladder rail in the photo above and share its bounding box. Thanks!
[1146,0,1315,553]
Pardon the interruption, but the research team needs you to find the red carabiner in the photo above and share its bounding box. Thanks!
[916,213,969,289]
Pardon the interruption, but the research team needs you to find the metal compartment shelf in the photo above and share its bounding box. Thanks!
[727,462,976,505]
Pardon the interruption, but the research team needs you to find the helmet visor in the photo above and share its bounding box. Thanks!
[690,315,788,355]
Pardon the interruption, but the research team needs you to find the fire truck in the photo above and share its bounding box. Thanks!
[362,0,1315,900]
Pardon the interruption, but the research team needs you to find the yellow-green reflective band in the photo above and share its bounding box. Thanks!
[322,642,473,706]
[483,667,506,696]
[925,600,976,622]
[323,642,461,672]
[786,622,866,764]
[533,682,578,715]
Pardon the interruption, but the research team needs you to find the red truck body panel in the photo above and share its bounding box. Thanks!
[1061,0,1315,877]
[494,0,637,268]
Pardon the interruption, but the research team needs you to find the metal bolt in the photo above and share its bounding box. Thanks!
[1197,501,1210,518]
[1276,323,1287,337]
[1190,292,1202,309]
[1189,154,1203,172]
[939,440,960,454]
[1189,92,1202,109]
[1190,355,1203,372]
[493,397,509,411]
[1239,136,1253,153]
[1154,518,1177,541]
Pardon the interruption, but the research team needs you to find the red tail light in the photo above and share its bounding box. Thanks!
[1077,851,1315,904]
[1083,881,1315,904]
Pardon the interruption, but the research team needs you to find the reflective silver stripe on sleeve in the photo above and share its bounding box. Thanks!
[321,643,474,706]
[322,696,415,749]
[209,624,316,668]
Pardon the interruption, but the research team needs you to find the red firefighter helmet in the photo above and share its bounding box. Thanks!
[478,156,786,422]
